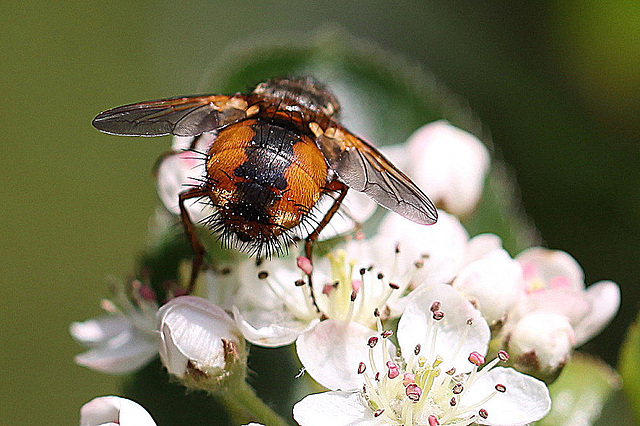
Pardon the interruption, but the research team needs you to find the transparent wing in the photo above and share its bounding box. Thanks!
[92,94,250,137]
[317,129,438,225]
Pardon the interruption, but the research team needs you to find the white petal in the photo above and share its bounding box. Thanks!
[70,316,131,346]
[305,190,377,240]
[517,247,585,292]
[74,330,158,375]
[156,134,216,222]
[463,234,504,266]
[453,250,522,324]
[404,121,490,216]
[573,280,621,346]
[377,210,469,287]
[397,283,489,374]
[233,306,317,347]
[80,396,157,426]
[462,367,551,425]
[157,296,242,378]
[297,319,394,391]
[293,391,384,426]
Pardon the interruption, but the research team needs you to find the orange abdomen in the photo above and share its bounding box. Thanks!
[204,119,328,253]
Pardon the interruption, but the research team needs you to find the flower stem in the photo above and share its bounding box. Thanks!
[215,381,289,426]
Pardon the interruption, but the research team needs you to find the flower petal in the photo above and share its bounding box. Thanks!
[70,316,131,346]
[233,305,318,347]
[297,319,394,391]
[462,367,551,425]
[74,329,158,375]
[573,280,620,346]
[377,210,469,287]
[397,282,490,374]
[453,249,522,324]
[293,391,384,426]
[517,247,585,292]
[463,234,504,266]
[80,396,157,426]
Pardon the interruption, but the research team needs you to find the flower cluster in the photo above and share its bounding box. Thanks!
[74,121,620,425]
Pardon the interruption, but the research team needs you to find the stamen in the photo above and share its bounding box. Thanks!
[374,409,384,417]
[405,383,422,402]
[257,271,268,279]
[468,351,485,366]
[479,409,488,419]
[358,362,366,374]
[432,310,445,320]
[495,383,506,393]
[430,301,441,312]
[294,279,305,286]
[428,415,440,426]
[387,361,400,379]
[497,350,509,362]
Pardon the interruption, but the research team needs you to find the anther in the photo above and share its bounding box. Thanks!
[430,301,441,312]
[359,267,366,276]
[368,337,378,348]
[446,367,456,375]
[257,271,268,279]
[414,260,424,269]
[466,318,474,325]
[375,372,380,381]
[428,415,440,426]
[432,311,445,320]
[296,256,313,275]
[395,244,400,254]
[403,373,415,386]
[387,361,399,379]
[405,383,422,402]
[497,350,510,362]
[479,409,488,419]
[452,383,463,394]
[374,409,384,418]
[382,330,393,339]
[414,344,421,355]
[358,362,366,374]
[389,282,400,290]
[294,279,305,287]
[468,351,485,366]
[373,308,380,317]
[450,397,457,406]
[350,291,357,302]
[495,384,506,393]
[377,272,384,279]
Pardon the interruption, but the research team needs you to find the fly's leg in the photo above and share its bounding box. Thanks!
[179,187,208,294]
[304,181,349,310]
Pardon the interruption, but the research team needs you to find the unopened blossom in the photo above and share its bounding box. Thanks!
[294,283,551,426]
[232,210,469,347]
[157,296,246,387]
[514,247,620,347]
[386,121,490,217]
[80,396,156,426]
[504,311,575,382]
[70,278,160,374]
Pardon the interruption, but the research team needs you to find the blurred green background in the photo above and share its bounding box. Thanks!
[1,1,638,424]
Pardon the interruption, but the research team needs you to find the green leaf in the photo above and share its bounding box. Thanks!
[619,311,640,424]
[537,352,620,425]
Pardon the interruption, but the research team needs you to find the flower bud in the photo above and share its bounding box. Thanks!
[157,296,246,389]
[504,311,574,382]
[404,120,490,217]
[80,396,156,426]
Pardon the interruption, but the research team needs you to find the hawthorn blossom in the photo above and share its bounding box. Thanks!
[231,209,469,347]
[497,247,620,380]
[293,283,551,426]
[385,121,490,217]
[157,296,247,386]
[70,279,160,374]
[80,396,157,426]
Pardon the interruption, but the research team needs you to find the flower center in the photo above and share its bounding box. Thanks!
[358,310,509,425]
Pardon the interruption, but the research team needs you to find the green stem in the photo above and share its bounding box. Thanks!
[215,381,290,426]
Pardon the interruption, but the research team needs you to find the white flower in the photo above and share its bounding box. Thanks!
[71,279,159,374]
[80,396,156,426]
[386,121,490,217]
[157,296,246,384]
[453,246,523,325]
[514,247,620,346]
[505,311,575,380]
[293,283,551,426]
[231,210,469,347]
